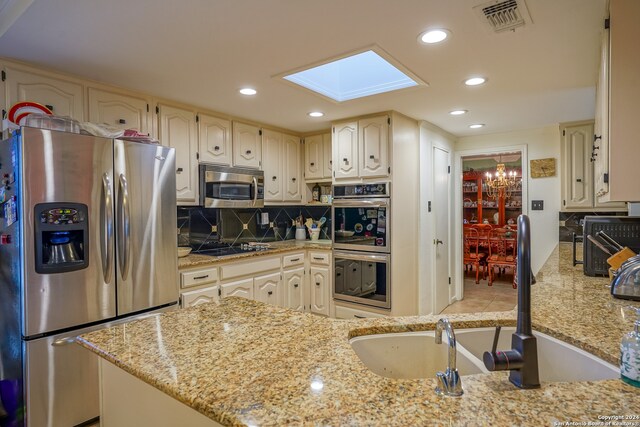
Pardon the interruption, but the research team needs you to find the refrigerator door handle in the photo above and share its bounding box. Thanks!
[101,173,114,283]
[252,176,258,206]
[117,173,131,280]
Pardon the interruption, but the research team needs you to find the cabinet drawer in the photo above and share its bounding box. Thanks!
[309,251,330,265]
[334,305,387,320]
[181,268,218,288]
[221,256,280,280]
[181,285,219,308]
[282,252,305,268]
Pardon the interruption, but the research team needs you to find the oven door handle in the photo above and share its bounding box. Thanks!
[252,176,258,206]
[333,251,390,263]
[332,199,389,208]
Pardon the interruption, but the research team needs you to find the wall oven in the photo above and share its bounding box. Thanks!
[332,183,391,309]
[200,164,264,208]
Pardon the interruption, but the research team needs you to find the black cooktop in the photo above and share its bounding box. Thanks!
[194,244,272,257]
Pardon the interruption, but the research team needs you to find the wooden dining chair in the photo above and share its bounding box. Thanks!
[463,227,486,284]
[487,228,517,288]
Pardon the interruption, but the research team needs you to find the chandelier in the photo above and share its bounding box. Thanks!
[485,163,519,199]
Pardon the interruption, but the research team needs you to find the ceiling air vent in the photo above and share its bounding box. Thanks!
[473,0,532,33]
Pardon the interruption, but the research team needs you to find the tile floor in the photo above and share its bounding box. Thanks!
[440,268,518,314]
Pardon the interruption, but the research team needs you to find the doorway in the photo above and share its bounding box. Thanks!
[446,147,528,314]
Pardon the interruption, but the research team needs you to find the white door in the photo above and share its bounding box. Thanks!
[198,113,232,166]
[283,133,302,202]
[333,121,358,179]
[322,133,333,178]
[262,129,283,201]
[309,266,330,316]
[283,267,305,311]
[254,272,280,306]
[562,124,594,209]
[304,134,324,179]
[220,278,254,300]
[158,103,198,205]
[6,67,84,120]
[359,115,389,178]
[233,121,262,169]
[434,146,451,314]
[181,286,219,308]
[88,87,151,135]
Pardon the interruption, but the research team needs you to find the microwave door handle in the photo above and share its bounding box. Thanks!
[333,200,388,208]
[101,173,114,283]
[252,176,258,206]
[118,174,131,280]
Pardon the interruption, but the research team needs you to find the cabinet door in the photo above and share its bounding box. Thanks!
[283,133,302,202]
[5,67,84,120]
[88,87,151,135]
[345,260,362,295]
[361,261,377,295]
[220,278,254,300]
[198,113,232,166]
[561,123,593,209]
[594,26,610,200]
[304,134,324,179]
[322,133,333,178]
[254,272,281,307]
[233,121,262,169]
[310,266,330,316]
[262,129,283,201]
[359,116,389,178]
[181,286,219,308]
[283,267,305,311]
[158,104,198,205]
[333,121,358,179]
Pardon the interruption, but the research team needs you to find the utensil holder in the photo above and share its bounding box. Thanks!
[295,227,306,240]
[310,229,321,241]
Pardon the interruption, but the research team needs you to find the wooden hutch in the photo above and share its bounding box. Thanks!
[463,170,522,227]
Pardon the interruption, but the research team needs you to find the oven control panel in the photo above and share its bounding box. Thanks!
[333,182,389,198]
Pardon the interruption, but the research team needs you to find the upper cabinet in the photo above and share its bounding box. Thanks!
[561,121,626,211]
[4,66,84,120]
[595,0,640,202]
[263,129,302,202]
[158,103,198,205]
[304,132,332,180]
[87,87,152,135]
[198,113,232,166]
[232,121,262,169]
[332,115,390,181]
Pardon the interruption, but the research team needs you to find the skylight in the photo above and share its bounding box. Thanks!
[283,50,421,102]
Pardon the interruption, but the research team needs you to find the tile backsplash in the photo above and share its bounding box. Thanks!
[178,206,331,252]
[558,211,628,242]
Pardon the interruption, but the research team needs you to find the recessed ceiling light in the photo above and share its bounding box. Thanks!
[469,124,485,129]
[308,111,324,118]
[449,110,467,115]
[464,77,486,86]
[418,29,450,44]
[239,88,257,96]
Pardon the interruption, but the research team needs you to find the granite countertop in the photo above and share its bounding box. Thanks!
[78,243,640,426]
[178,239,332,269]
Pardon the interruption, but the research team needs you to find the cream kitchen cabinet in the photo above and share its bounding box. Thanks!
[304,133,332,180]
[87,87,152,135]
[332,115,389,181]
[181,285,219,308]
[309,266,330,316]
[595,0,640,203]
[158,103,198,205]
[283,267,305,311]
[198,113,232,166]
[220,277,254,299]
[263,130,302,202]
[4,66,84,120]
[561,121,626,211]
[232,121,262,169]
[254,272,281,306]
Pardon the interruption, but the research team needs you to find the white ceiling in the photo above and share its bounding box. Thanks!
[0,0,607,137]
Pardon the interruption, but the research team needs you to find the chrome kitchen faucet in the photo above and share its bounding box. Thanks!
[434,318,464,396]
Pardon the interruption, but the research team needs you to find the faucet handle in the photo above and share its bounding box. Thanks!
[491,326,502,353]
[435,369,463,397]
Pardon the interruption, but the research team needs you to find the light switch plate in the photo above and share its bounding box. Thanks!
[242,223,248,230]
[270,221,275,228]
[211,225,217,233]
[531,200,544,210]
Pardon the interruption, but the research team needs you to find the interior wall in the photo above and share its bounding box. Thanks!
[455,125,561,274]
[419,121,457,315]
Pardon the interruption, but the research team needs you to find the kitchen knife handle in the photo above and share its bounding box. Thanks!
[596,231,624,251]
[587,235,613,256]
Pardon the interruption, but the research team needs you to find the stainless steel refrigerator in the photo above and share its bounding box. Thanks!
[0,127,178,427]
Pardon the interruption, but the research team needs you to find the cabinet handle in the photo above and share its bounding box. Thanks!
[45,104,54,111]
[354,315,366,319]
[292,177,296,182]
[246,150,252,155]
[343,158,348,163]
[369,155,375,159]
[193,275,209,280]
[272,176,277,180]
[576,178,582,182]
[268,291,273,295]
[176,167,183,173]
[368,264,373,267]
[315,282,320,286]
[313,257,324,260]
[290,258,300,262]
[329,160,332,165]
[118,119,126,124]
[214,146,220,151]
[336,273,341,277]
[353,268,357,272]
[310,162,315,166]
[294,283,299,288]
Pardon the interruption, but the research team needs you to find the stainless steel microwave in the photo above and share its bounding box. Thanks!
[199,164,264,208]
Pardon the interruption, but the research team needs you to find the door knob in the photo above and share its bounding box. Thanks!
[435,239,444,245]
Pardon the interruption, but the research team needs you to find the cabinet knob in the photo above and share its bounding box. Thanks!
[268,291,273,295]
[310,162,315,166]
[214,146,220,151]
[343,158,348,163]
[294,283,299,288]
[118,119,126,124]
[176,167,183,173]
[45,104,54,111]
[272,176,277,180]
[292,177,296,182]
[246,150,252,155]
[353,268,357,272]
[315,282,320,286]
[329,160,332,165]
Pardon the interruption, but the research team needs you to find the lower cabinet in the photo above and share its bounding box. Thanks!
[309,266,330,316]
[254,272,281,306]
[220,278,254,299]
[181,285,219,308]
[283,267,305,311]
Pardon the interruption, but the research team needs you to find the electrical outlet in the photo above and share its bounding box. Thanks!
[270,221,274,228]
[211,225,217,233]
[242,223,248,230]
[531,200,544,211]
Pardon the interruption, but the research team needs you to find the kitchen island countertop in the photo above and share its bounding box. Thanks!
[78,243,640,426]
